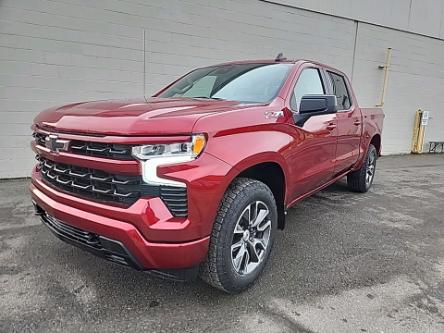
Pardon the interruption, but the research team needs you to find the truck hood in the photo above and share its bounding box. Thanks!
[34,97,259,136]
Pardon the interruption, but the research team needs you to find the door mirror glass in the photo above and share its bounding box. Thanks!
[299,95,338,115]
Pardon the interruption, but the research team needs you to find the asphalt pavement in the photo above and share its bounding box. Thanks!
[1,154,443,332]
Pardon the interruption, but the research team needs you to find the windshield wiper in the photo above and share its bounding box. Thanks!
[191,96,226,101]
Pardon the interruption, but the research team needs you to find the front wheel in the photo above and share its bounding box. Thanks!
[347,144,378,193]
[200,178,277,293]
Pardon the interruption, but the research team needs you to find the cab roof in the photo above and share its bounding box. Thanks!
[214,58,346,76]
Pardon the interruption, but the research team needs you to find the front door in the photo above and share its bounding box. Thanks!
[286,67,338,202]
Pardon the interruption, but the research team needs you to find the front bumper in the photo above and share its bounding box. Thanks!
[31,181,210,270]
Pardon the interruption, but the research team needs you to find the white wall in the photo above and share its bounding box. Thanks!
[271,0,444,39]
[0,0,443,177]
[143,0,357,94]
[352,23,444,154]
[0,0,145,177]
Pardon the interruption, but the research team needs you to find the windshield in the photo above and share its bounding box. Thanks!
[156,63,292,103]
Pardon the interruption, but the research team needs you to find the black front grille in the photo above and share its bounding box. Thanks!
[160,187,188,217]
[70,140,133,160]
[38,157,188,216]
[39,157,146,205]
[39,210,142,269]
[33,132,46,147]
[44,212,100,246]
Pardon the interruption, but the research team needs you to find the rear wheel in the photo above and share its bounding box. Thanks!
[347,144,377,193]
[200,178,277,293]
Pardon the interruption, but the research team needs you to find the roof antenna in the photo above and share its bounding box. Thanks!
[275,52,286,62]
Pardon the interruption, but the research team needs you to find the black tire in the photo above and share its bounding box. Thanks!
[200,178,278,293]
[347,144,378,193]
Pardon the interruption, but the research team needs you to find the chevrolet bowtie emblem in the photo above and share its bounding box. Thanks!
[45,134,70,153]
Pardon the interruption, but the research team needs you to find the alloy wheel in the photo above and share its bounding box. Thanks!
[231,201,272,275]
[366,150,377,187]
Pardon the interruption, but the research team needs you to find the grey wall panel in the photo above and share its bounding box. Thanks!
[0,0,145,177]
[353,23,444,154]
[0,0,443,177]
[409,0,444,38]
[144,0,356,95]
[270,0,444,40]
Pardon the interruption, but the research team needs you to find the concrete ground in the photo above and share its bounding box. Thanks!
[0,154,443,333]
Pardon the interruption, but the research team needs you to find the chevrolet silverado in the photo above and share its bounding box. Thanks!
[31,58,384,293]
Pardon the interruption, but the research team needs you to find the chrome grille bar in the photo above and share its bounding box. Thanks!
[38,156,188,216]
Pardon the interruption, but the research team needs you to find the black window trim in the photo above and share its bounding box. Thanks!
[290,66,327,113]
[325,69,353,112]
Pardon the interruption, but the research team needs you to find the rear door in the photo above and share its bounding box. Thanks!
[326,70,363,175]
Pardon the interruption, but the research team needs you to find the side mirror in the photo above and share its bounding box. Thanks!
[299,95,338,115]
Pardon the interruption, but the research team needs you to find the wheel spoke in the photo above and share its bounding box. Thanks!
[233,245,246,271]
[242,248,250,273]
[257,237,267,249]
[248,203,256,224]
[241,205,251,224]
[231,239,243,253]
[256,219,271,232]
[247,240,260,262]
[234,223,244,234]
[248,237,267,261]
[251,208,269,228]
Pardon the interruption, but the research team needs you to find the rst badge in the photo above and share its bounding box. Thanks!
[44,134,70,153]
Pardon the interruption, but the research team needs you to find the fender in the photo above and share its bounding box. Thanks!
[352,110,384,171]
[217,151,289,200]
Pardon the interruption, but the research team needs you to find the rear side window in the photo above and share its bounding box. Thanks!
[328,72,351,110]
[291,68,324,111]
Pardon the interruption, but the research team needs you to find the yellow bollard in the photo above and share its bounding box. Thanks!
[376,48,392,107]
[411,109,425,154]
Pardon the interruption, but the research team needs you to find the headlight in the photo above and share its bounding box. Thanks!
[132,134,206,187]
[132,134,206,160]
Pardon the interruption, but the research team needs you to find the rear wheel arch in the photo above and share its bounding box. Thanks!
[347,143,377,192]
[370,134,381,156]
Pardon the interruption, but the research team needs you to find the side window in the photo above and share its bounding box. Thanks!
[328,72,351,110]
[291,68,324,111]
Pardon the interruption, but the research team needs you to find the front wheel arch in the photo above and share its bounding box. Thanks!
[235,161,286,229]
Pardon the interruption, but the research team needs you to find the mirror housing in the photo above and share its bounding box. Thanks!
[299,95,338,115]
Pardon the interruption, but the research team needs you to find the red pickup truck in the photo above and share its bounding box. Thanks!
[31,59,383,293]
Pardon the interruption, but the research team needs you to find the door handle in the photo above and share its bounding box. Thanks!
[353,119,362,126]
